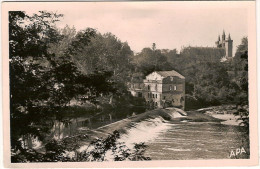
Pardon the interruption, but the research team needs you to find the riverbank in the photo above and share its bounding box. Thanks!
[196,105,244,126]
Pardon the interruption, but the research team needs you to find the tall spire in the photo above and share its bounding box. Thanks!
[222,30,226,41]
[228,33,231,40]
[218,35,220,41]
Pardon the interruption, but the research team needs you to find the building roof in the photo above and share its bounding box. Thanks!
[156,70,185,79]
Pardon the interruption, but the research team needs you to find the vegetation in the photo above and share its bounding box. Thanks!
[9,11,147,162]
[11,130,151,162]
[131,38,248,110]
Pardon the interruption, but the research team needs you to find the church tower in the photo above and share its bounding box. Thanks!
[225,34,233,58]
[215,35,221,48]
[216,30,233,58]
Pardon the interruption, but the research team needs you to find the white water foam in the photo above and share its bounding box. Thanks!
[78,117,172,149]
[165,107,187,119]
[71,116,173,161]
[68,111,186,161]
[164,148,192,152]
[119,116,172,147]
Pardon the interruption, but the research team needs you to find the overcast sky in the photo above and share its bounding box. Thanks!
[27,1,248,54]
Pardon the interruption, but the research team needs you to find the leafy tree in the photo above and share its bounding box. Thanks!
[184,62,232,104]
[71,32,134,105]
[162,48,179,68]
[9,11,64,151]
[131,46,172,76]
[48,25,77,58]
[72,32,133,78]
[231,37,249,139]
[231,37,248,101]
[9,11,115,154]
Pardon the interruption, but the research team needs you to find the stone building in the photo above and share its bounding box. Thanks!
[129,70,185,109]
[215,30,233,58]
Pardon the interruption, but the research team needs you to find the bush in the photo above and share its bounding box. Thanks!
[11,130,151,162]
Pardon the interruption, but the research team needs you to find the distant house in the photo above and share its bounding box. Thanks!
[129,70,185,110]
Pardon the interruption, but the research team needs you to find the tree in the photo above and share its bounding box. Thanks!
[9,11,115,154]
[9,11,64,150]
[131,46,172,76]
[70,32,134,105]
[232,37,248,101]
[48,25,77,58]
[152,43,156,51]
[162,49,179,68]
[184,62,231,103]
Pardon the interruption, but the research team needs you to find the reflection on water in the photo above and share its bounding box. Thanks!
[50,111,136,140]
[145,121,249,160]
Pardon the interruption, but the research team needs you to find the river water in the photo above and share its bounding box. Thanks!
[49,109,249,160]
[144,121,249,160]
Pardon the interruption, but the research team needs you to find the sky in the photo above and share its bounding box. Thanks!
[26,1,248,54]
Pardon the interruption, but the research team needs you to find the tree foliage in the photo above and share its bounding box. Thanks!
[231,37,248,100]
[10,11,64,151]
[131,47,172,75]
[9,11,116,153]
[131,41,248,109]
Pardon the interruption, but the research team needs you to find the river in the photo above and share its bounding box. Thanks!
[145,121,249,160]
[47,109,249,160]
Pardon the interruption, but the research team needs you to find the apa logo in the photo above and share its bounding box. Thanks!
[230,147,246,158]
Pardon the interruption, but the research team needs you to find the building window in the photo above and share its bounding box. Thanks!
[156,94,157,98]
[148,85,150,90]
[163,96,166,100]
[174,85,177,90]
[148,93,150,98]
[153,94,154,98]
[169,85,172,91]
[155,84,157,91]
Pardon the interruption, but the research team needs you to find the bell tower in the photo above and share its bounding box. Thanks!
[225,33,233,58]
[222,30,226,41]
[216,30,233,58]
